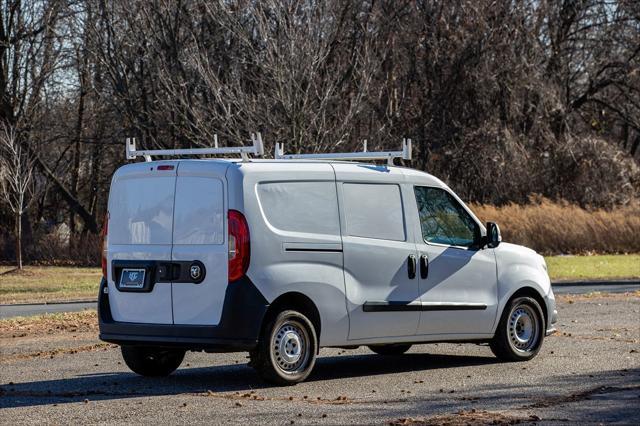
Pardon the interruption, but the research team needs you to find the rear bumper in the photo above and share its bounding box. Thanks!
[98,277,269,351]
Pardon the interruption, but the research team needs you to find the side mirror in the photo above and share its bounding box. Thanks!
[486,222,501,248]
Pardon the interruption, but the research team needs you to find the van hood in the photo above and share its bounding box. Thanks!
[497,242,538,257]
[494,242,545,269]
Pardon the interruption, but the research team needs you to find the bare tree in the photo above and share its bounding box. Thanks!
[0,123,36,269]
[0,0,638,264]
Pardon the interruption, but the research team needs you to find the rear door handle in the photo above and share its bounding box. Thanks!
[408,255,417,279]
[156,262,181,281]
[420,255,429,279]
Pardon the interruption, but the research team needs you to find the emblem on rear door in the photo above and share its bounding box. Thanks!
[189,261,206,283]
[190,265,201,280]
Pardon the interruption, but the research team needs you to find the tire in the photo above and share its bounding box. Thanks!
[121,346,185,377]
[368,344,412,356]
[490,296,545,362]
[250,310,318,385]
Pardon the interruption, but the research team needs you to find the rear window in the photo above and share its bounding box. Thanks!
[109,176,175,245]
[173,177,224,245]
[342,183,405,241]
[257,181,339,235]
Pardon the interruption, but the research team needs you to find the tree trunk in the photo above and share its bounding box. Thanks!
[27,146,99,233]
[15,211,22,269]
[70,53,87,236]
[631,135,640,158]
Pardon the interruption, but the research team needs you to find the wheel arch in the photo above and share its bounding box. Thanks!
[502,286,548,330]
[262,292,322,344]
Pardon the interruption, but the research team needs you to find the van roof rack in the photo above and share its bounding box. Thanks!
[274,138,412,166]
[125,133,265,162]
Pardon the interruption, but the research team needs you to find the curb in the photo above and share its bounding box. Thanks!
[551,279,640,287]
[0,299,97,308]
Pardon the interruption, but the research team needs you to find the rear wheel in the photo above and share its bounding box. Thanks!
[121,346,185,377]
[368,344,412,356]
[490,296,545,361]
[250,310,318,385]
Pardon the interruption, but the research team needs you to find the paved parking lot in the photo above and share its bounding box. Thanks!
[1,292,638,425]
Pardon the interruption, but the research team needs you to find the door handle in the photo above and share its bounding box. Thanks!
[408,255,417,279]
[156,262,178,282]
[420,255,429,279]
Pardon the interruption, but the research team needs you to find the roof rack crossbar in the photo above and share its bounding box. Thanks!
[274,138,412,165]
[125,133,264,162]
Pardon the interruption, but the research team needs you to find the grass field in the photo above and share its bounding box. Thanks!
[545,254,640,282]
[0,266,101,304]
[1,254,638,304]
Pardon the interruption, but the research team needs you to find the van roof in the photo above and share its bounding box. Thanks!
[117,158,447,188]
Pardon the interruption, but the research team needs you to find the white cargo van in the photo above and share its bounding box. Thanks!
[98,137,557,384]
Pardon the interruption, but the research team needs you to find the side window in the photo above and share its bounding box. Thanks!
[257,181,340,235]
[414,186,479,247]
[343,183,405,241]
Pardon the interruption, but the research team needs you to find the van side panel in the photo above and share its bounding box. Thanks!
[332,164,422,340]
[230,163,349,347]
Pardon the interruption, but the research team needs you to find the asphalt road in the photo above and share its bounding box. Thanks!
[1,280,638,319]
[551,280,640,295]
[0,301,97,319]
[1,293,639,424]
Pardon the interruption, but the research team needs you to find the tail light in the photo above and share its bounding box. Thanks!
[101,212,109,279]
[228,210,250,282]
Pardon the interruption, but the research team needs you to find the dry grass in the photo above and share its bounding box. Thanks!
[556,290,640,303]
[471,198,640,255]
[390,410,536,425]
[0,311,106,363]
[0,266,101,304]
[0,310,98,338]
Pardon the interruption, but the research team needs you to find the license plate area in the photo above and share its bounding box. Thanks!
[119,268,146,289]
[112,260,156,293]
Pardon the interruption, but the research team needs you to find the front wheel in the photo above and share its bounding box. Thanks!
[250,310,318,385]
[121,346,185,377]
[490,296,545,361]
[368,344,412,356]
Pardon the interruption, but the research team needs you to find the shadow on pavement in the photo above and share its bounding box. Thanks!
[0,352,497,408]
[396,367,640,424]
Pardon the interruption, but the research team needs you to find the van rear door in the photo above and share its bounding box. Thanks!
[171,161,229,325]
[107,162,177,324]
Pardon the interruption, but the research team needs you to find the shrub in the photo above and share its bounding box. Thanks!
[21,232,101,266]
[471,197,640,255]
